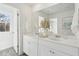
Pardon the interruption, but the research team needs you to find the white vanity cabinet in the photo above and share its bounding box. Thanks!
[23,35,79,56]
[38,42,69,56]
[38,39,79,56]
[23,36,38,56]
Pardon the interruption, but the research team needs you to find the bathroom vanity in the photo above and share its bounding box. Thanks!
[23,35,79,56]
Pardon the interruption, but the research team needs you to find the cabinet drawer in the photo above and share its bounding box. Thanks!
[39,39,79,56]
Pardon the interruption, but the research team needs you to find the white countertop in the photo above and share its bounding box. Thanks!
[39,36,79,48]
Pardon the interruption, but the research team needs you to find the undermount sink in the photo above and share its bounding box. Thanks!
[48,35,77,42]
[48,36,61,41]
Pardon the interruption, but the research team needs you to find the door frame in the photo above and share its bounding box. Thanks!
[17,10,21,55]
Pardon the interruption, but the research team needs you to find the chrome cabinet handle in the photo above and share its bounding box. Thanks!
[50,50,55,54]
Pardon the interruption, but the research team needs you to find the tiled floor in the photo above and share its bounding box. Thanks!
[0,47,17,56]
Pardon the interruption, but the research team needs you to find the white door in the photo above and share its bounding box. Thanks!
[0,4,18,54]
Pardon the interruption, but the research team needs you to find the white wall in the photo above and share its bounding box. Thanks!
[0,33,13,51]
[49,10,74,35]
[5,3,33,54]
[31,12,39,33]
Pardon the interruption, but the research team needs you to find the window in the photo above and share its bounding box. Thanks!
[0,14,10,32]
[39,16,58,34]
[50,18,58,34]
[39,16,44,33]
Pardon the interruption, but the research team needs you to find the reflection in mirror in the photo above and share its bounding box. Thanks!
[39,16,50,37]
[62,16,74,36]
[38,3,75,37]
[49,18,58,34]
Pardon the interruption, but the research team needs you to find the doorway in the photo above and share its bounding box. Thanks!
[0,4,19,55]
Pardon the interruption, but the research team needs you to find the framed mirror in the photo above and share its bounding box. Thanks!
[62,16,74,36]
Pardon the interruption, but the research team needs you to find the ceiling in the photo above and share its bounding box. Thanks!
[38,3,75,16]
[25,3,38,7]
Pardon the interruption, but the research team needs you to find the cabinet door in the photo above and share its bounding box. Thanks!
[23,37,31,55]
[29,40,38,56]
[38,43,51,56]
[39,39,79,56]
[23,36,38,56]
[38,42,69,56]
[49,49,69,56]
